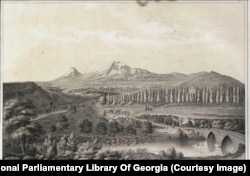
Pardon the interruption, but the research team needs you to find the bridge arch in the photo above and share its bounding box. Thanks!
[207,132,216,152]
[221,135,234,155]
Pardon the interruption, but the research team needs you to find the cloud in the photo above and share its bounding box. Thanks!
[25,26,80,45]
[63,27,168,49]
[25,21,224,51]
[138,21,174,37]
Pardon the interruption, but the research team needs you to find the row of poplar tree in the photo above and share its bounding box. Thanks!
[100,85,244,105]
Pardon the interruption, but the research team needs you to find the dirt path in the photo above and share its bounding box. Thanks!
[30,110,67,121]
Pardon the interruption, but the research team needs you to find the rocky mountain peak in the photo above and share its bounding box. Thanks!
[63,67,82,78]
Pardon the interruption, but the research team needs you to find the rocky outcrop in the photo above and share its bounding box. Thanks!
[3,82,39,99]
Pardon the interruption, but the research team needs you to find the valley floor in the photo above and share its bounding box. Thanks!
[3,97,245,160]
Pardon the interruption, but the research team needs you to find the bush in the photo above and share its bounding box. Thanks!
[158,147,184,159]
[165,147,176,159]
[94,149,121,160]
[50,125,57,133]
[55,134,79,159]
[175,152,184,159]
[42,135,57,159]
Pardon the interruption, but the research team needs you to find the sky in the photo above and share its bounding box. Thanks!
[2,1,246,83]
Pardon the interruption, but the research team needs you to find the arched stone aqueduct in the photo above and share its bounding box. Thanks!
[193,128,245,155]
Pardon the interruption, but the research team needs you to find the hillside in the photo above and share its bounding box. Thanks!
[3,82,80,113]
[181,71,244,88]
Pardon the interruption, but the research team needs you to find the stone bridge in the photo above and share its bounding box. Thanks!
[189,128,245,155]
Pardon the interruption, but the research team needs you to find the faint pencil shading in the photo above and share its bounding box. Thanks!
[1,0,247,160]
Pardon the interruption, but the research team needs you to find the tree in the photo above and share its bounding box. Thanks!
[134,120,142,129]
[57,133,78,158]
[99,94,107,105]
[79,119,93,134]
[109,120,119,137]
[57,114,68,122]
[4,98,36,120]
[55,122,69,132]
[50,125,57,133]
[125,124,137,138]
[118,124,124,134]
[4,98,44,154]
[165,147,177,159]
[49,101,53,113]
[42,134,57,159]
[95,122,108,136]
[55,114,69,132]
[103,110,107,116]
[141,121,153,136]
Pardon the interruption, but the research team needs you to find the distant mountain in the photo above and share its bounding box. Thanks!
[63,61,189,82]
[182,71,244,88]
[46,60,244,89]
[61,67,82,79]
[85,61,153,81]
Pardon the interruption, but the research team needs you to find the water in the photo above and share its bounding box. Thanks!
[102,140,223,158]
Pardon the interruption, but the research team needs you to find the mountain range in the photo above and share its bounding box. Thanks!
[43,61,244,89]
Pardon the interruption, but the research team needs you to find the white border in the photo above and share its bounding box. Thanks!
[246,0,249,159]
[0,0,248,160]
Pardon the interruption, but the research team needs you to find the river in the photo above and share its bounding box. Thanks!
[102,140,223,158]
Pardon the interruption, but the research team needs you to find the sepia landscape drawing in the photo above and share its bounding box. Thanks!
[1,1,246,160]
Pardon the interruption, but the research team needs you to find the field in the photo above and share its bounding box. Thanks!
[97,103,245,120]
